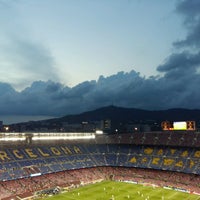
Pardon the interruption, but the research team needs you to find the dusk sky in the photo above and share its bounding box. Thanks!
[0,0,200,124]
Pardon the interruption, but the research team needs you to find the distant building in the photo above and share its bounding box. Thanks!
[101,119,111,131]
[0,121,3,131]
[62,122,82,132]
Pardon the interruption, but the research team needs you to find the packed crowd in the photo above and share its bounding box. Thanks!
[1,167,199,200]
[0,143,199,182]
[0,132,199,200]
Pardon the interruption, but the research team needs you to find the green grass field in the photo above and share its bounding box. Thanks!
[43,181,200,200]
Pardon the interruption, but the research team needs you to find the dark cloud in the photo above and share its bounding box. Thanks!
[176,0,200,20]
[157,0,200,81]
[174,0,200,48]
[2,0,200,121]
[0,72,147,117]
[157,51,200,79]
[1,65,200,119]
[137,0,200,113]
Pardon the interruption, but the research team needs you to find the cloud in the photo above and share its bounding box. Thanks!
[151,0,200,109]
[157,51,200,79]
[0,1,60,91]
[174,0,200,48]
[1,0,200,121]
[0,72,146,117]
[156,0,200,84]
[0,36,59,90]
[1,65,200,119]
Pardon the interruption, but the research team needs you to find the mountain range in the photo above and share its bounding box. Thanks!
[15,105,200,126]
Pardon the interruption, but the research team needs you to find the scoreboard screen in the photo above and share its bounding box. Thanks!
[173,121,187,130]
[161,121,195,131]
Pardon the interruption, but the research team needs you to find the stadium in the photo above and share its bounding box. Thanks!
[0,129,200,200]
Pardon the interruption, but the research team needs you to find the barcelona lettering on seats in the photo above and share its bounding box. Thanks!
[0,144,199,182]
[0,145,83,161]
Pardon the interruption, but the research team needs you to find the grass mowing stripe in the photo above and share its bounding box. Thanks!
[42,181,200,200]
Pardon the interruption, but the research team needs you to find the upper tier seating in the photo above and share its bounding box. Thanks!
[0,144,199,181]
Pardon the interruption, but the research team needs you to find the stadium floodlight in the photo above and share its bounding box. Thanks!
[0,137,26,141]
[32,134,95,140]
[30,173,41,177]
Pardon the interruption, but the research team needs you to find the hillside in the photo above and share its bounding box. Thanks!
[8,105,200,132]
[44,105,200,124]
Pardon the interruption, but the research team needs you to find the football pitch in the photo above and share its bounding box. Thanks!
[43,181,200,200]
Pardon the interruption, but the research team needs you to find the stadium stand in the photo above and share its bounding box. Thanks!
[0,131,199,199]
